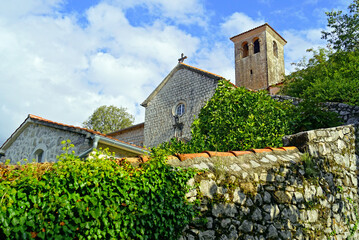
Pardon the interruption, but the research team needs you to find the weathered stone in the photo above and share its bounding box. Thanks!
[250,160,261,168]
[267,224,278,238]
[221,219,231,228]
[251,208,262,221]
[263,204,280,220]
[212,204,225,217]
[254,193,263,205]
[200,179,218,199]
[199,230,216,240]
[263,191,271,203]
[233,189,246,205]
[307,210,319,223]
[304,185,316,202]
[238,220,253,233]
[274,191,292,204]
[281,205,299,222]
[266,155,278,162]
[224,204,238,217]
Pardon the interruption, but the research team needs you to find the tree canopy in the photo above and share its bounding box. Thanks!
[83,105,134,134]
[281,48,359,105]
[322,0,359,51]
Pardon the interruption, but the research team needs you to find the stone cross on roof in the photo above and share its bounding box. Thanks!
[178,53,187,63]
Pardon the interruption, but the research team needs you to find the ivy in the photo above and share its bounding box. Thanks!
[0,142,198,239]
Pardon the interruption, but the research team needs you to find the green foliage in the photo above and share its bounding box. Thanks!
[83,105,134,134]
[301,152,319,179]
[322,0,359,52]
[153,80,341,155]
[0,143,198,239]
[153,80,300,154]
[281,48,359,106]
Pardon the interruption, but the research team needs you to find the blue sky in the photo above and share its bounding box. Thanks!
[0,0,352,145]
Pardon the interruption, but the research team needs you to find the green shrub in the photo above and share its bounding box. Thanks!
[153,79,341,155]
[281,48,359,106]
[0,142,198,239]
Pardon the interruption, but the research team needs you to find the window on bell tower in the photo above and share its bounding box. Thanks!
[253,38,260,54]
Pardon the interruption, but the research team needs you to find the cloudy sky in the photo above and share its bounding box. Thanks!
[0,0,352,145]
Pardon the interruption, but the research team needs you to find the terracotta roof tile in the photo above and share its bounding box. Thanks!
[265,147,286,152]
[177,152,210,161]
[203,151,235,157]
[249,148,273,153]
[230,151,253,157]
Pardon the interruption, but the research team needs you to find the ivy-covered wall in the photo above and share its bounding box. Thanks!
[168,124,359,240]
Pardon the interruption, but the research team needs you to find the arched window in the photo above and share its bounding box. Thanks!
[34,149,44,163]
[273,41,278,58]
[253,38,260,54]
[30,143,47,163]
[176,103,185,116]
[242,42,249,58]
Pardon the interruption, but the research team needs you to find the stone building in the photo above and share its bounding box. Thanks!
[0,114,149,163]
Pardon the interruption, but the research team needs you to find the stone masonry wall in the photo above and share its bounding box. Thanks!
[144,68,218,147]
[272,95,359,124]
[167,124,359,239]
[111,126,144,147]
[1,123,92,163]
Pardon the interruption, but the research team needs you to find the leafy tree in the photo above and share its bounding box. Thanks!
[83,105,134,134]
[281,48,359,105]
[322,0,359,51]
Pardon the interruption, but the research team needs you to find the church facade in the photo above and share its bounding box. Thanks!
[115,23,286,148]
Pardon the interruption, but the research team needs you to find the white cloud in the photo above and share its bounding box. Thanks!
[221,12,265,38]
[106,0,208,26]
[282,28,327,73]
[0,1,201,145]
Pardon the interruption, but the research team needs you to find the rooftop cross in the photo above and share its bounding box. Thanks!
[178,53,187,63]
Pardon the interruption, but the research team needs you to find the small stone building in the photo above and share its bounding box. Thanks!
[0,114,149,163]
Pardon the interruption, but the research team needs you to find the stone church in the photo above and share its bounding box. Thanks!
[110,23,287,148]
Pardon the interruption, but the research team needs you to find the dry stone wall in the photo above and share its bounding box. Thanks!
[272,95,359,124]
[168,124,359,240]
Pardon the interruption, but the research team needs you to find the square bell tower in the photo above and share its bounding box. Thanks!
[230,23,287,93]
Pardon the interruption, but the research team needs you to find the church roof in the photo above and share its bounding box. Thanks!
[0,114,149,156]
[141,63,224,107]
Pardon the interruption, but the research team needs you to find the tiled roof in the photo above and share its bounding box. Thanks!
[141,62,232,107]
[230,23,287,43]
[1,114,147,151]
[107,122,145,136]
[179,63,224,79]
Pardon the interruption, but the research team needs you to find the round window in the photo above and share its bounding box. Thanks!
[175,103,185,116]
